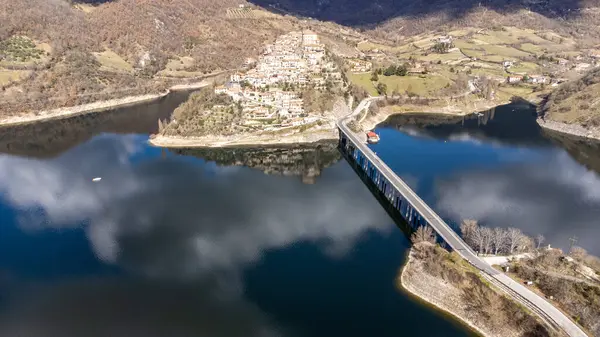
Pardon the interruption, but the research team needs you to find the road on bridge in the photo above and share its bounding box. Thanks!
[337,98,588,337]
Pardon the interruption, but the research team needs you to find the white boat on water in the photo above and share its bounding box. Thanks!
[92,177,102,182]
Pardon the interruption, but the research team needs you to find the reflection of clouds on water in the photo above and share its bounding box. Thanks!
[0,134,143,229]
[0,134,393,337]
[435,152,600,254]
[447,132,485,145]
[397,126,434,140]
[0,134,392,276]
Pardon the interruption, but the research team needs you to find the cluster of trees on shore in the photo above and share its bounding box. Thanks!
[411,220,597,263]
[411,219,554,257]
[460,220,543,256]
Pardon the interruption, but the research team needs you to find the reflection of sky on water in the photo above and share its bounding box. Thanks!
[435,151,600,254]
[374,107,600,255]
[0,134,401,337]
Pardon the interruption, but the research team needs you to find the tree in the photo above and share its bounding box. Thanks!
[411,225,437,244]
[570,246,587,260]
[370,71,379,82]
[376,82,387,96]
[432,41,453,54]
[506,227,524,254]
[395,63,408,76]
[517,235,533,253]
[383,65,396,76]
[535,234,545,250]
[460,219,479,248]
[481,227,493,255]
[492,227,507,255]
[392,84,400,97]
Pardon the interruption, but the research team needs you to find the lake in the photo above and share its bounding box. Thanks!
[0,95,598,337]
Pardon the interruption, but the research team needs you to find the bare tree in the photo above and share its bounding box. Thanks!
[411,225,437,244]
[492,227,507,255]
[517,235,534,253]
[481,227,493,255]
[472,226,486,254]
[535,234,545,250]
[460,219,479,248]
[570,246,587,261]
[506,227,524,254]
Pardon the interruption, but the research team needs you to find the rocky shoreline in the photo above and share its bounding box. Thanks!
[359,98,511,131]
[399,247,527,337]
[537,119,600,142]
[149,128,338,148]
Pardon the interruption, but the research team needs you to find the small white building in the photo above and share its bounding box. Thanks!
[302,30,319,45]
[507,75,523,84]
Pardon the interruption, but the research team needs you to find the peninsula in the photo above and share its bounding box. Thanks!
[400,221,600,337]
[150,30,348,148]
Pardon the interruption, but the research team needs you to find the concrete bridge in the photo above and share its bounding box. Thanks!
[337,99,588,337]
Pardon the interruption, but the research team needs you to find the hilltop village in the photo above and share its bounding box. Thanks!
[213,30,343,129]
[153,30,346,145]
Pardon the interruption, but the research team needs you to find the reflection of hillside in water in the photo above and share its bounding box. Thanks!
[542,130,600,175]
[385,104,552,147]
[172,142,341,184]
[0,91,192,158]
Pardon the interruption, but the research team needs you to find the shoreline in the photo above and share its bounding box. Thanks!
[148,128,339,148]
[359,98,512,131]
[0,80,213,128]
[537,119,600,142]
[398,248,490,337]
[149,99,511,149]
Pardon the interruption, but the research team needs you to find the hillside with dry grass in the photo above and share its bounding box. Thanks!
[0,0,362,117]
[541,68,600,128]
[1,0,600,120]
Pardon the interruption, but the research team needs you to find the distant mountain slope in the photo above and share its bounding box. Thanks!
[541,68,600,128]
[250,0,600,26]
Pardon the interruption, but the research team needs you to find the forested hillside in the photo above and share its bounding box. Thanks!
[0,0,355,116]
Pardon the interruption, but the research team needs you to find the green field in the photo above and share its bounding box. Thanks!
[509,61,540,74]
[0,69,31,85]
[348,73,378,96]
[93,49,133,73]
[0,36,49,66]
[378,75,452,96]
[481,45,531,58]
[518,43,545,54]
[417,49,466,63]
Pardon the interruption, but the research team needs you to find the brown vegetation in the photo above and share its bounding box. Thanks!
[511,250,600,336]
[408,243,554,337]
[540,68,600,128]
[411,225,437,244]
[160,88,241,137]
[0,0,352,117]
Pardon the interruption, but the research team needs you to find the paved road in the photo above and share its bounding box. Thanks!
[337,99,589,337]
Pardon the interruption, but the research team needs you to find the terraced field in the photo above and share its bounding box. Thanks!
[226,8,277,19]
[348,26,583,105]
